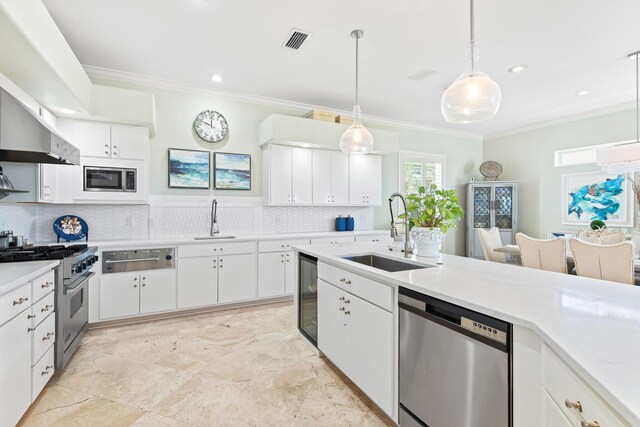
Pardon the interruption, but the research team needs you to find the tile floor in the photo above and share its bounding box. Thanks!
[20,302,394,427]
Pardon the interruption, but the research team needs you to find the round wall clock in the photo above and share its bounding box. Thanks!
[193,110,228,142]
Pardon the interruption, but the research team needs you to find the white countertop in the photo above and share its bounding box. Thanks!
[0,260,60,297]
[35,230,389,249]
[294,242,640,425]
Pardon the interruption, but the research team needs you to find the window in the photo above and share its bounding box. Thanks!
[399,151,445,195]
[554,141,632,167]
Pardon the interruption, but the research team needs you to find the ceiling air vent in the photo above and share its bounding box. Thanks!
[408,68,437,81]
[282,29,311,50]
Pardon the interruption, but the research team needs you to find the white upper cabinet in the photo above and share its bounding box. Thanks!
[110,125,148,160]
[264,145,312,205]
[58,120,149,160]
[312,150,349,205]
[71,121,111,158]
[349,154,382,205]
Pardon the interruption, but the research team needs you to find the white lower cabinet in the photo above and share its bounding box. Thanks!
[140,270,177,314]
[0,304,32,427]
[100,273,140,319]
[542,390,573,426]
[258,251,295,297]
[218,254,257,303]
[317,279,394,417]
[177,256,218,309]
[0,269,57,427]
[100,270,177,319]
[310,236,355,245]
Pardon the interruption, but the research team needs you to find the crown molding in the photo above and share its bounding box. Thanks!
[83,65,484,141]
[485,101,637,140]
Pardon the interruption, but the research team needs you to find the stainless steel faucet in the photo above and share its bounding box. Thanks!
[210,199,220,236]
[389,192,413,258]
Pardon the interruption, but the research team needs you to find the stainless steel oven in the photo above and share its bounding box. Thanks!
[57,271,93,368]
[84,166,136,192]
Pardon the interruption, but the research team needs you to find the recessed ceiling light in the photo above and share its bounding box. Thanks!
[211,74,223,82]
[575,90,589,96]
[507,64,528,73]
[59,108,80,114]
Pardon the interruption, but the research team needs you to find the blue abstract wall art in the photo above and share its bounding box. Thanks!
[214,152,251,190]
[168,149,210,189]
[562,172,633,226]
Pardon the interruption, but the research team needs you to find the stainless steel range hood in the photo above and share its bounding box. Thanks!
[0,88,80,165]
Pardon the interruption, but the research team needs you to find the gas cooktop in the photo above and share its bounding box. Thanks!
[0,244,90,263]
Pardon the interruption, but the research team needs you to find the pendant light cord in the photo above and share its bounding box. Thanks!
[636,52,640,142]
[355,33,359,106]
[470,0,476,71]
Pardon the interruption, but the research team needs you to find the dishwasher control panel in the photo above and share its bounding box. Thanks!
[461,317,507,344]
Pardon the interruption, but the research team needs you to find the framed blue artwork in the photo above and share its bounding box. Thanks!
[213,152,251,190]
[168,148,210,189]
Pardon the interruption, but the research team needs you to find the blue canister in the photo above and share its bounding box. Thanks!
[346,215,355,231]
[335,215,347,231]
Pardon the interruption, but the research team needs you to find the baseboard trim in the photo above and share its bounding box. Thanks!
[89,295,293,329]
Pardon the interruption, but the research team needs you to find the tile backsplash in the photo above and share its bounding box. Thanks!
[0,196,374,243]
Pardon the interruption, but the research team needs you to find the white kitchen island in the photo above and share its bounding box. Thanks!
[294,241,640,426]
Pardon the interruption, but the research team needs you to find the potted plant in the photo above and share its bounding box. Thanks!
[400,184,464,257]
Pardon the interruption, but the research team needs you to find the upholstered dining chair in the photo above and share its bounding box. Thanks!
[577,229,626,244]
[631,231,640,259]
[515,233,567,274]
[477,228,506,263]
[568,238,635,285]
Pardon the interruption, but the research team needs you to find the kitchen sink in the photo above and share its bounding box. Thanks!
[194,235,237,240]
[341,254,431,272]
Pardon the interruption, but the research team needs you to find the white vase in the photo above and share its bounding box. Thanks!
[411,227,443,257]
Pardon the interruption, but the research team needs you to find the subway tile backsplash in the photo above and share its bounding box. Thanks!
[0,196,374,243]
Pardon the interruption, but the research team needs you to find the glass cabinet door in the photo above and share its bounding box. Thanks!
[493,185,514,230]
[472,186,492,229]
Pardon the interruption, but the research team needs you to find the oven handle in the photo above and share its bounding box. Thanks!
[104,257,160,264]
[65,271,95,296]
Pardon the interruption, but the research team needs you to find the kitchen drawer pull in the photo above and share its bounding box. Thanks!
[340,278,345,283]
[565,399,583,413]
[345,310,351,315]
[339,297,345,301]
[105,257,160,264]
[27,327,35,332]
[13,297,28,305]
[42,332,54,341]
[27,314,36,319]
[339,307,345,311]
[345,280,352,285]
[41,304,53,312]
[41,282,53,288]
[344,299,350,304]
[41,369,51,376]
[580,422,600,427]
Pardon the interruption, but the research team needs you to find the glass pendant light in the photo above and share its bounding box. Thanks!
[441,0,502,123]
[340,29,374,154]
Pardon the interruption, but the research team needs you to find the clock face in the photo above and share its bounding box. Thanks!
[193,110,228,142]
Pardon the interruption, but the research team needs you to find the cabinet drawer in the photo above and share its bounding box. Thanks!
[542,344,629,426]
[32,270,55,302]
[259,238,309,253]
[31,291,55,327]
[0,283,31,326]
[32,344,55,401]
[178,241,256,258]
[310,236,355,245]
[318,262,393,312]
[32,312,56,366]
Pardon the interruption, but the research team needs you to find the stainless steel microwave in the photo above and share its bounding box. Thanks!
[84,166,136,192]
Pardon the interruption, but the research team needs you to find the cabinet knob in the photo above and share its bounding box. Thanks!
[345,310,351,315]
[345,280,351,285]
[134,277,138,280]
[340,278,345,282]
[339,296,345,301]
[339,307,345,311]
[344,299,350,304]
[105,151,109,155]
[142,283,146,287]
[134,284,138,288]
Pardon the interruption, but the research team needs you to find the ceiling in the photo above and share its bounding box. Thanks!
[42,0,640,136]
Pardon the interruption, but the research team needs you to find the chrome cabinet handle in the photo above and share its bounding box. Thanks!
[27,327,35,332]
[42,332,54,341]
[339,297,345,301]
[345,310,351,315]
[344,299,350,304]
[105,258,160,264]
[13,297,28,306]
[27,314,36,319]
[580,422,600,427]
[339,278,345,283]
[41,304,52,312]
[339,307,345,311]
[41,281,53,288]
[345,280,351,285]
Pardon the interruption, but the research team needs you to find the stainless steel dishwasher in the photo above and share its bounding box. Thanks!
[399,287,511,427]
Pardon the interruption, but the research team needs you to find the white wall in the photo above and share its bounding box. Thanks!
[484,108,638,238]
